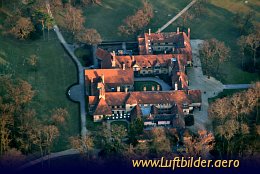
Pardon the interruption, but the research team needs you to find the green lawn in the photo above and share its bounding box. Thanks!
[0,32,80,152]
[83,0,190,41]
[74,46,92,66]
[134,81,161,91]
[83,0,259,84]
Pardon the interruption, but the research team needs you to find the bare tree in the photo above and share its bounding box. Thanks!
[233,11,255,35]
[10,17,34,39]
[0,115,13,155]
[63,5,84,34]
[119,0,153,35]
[75,28,102,45]
[69,135,94,158]
[237,30,260,70]
[199,39,230,77]
[151,128,171,156]
[51,108,69,126]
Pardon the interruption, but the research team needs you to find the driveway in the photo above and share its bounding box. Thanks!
[187,40,224,132]
[134,77,172,91]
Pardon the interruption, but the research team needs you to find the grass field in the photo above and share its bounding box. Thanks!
[134,81,161,91]
[74,46,92,66]
[0,32,80,152]
[83,0,259,84]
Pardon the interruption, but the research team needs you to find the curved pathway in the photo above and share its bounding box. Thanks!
[134,77,172,91]
[18,149,79,171]
[46,1,87,137]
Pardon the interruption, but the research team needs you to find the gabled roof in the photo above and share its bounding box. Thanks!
[96,48,112,68]
[145,32,185,46]
[85,69,134,85]
[115,54,175,69]
[93,98,112,115]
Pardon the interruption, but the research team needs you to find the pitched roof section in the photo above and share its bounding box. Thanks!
[85,69,134,85]
[145,32,185,45]
[89,90,201,116]
[96,48,112,68]
[105,92,130,106]
[115,54,177,69]
[93,98,112,115]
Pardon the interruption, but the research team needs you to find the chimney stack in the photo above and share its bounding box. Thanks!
[117,86,121,92]
[148,28,151,35]
[157,85,160,91]
[101,74,105,83]
[90,78,94,95]
[175,82,178,90]
[152,86,155,91]
[188,28,190,39]
[122,63,126,70]
[112,51,116,67]
[177,27,179,34]
[143,86,146,91]
[125,87,128,93]
[98,86,105,99]
[132,55,135,62]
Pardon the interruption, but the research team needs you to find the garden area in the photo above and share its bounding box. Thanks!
[74,45,93,67]
[134,81,161,91]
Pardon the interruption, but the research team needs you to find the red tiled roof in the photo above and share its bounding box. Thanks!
[85,69,134,85]
[144,32,184,44]
[93,98,112,115]
[115,54,176,68]
[105,92,130,106]
[89,90,201,116]
[96,48,112,68]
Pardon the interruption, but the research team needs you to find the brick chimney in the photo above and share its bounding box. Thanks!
[188,28,190,39]
[90,77,94,95]
[98,85,105,99]
[101,74,105,83]
[157,85,160,91]
[132,55,135,62]
[143,86,146,91]
[117,86,120,92]
[111,51,116,67]
[175,82,178,90]
[177,27,179,34]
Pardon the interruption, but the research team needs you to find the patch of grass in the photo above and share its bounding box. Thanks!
[74,46,92,66]
[134,81,161,91]
[0,32,80,152]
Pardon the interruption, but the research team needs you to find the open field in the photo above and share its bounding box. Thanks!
[0,32,80,152]
[83,0,259,84]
